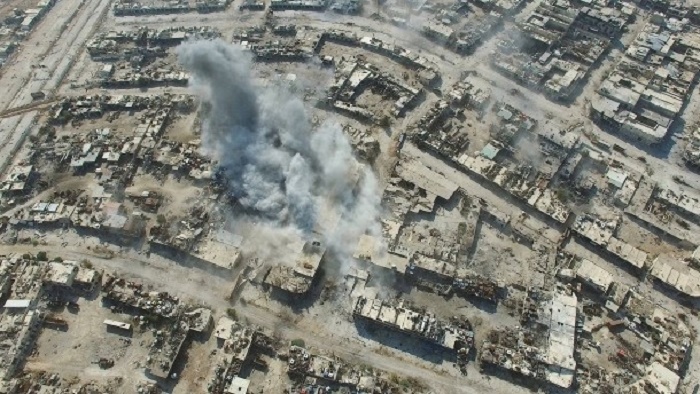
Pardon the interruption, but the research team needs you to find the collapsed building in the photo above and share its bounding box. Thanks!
[263,238,326,294]
[480,287,578,388]
[317,31,441,85]
[624,178,700,247]
[5,94,205,246]
[87,28,220,88]
[45,94,192,125]
[87,27,220,61]
[102,274,213,379]
[146,320,190,379]
[328,0,360,13]
[407,255,504,303]
[102,68,189,88]
[446,75,492,111]
[341,125,380,162]
[269,0,326,10]
[0,165,36,205]
[149,205,211,252]
[682,125,700,169]
[102,274,182,319]
[208,318,274,394]
[353,296,474,356]
[354,153,505,302]
[239,0,265,10]
[449,105,577,226]
[0,257,45,381]
[237,26,323,62]
[491,0,633,101]
[454,16,503,55]
[149,138,213,181]
[411,76,492,159]
[287,345,342,381]
[470,0,527,16]
[145,308,211,380]
[113,0,231,16]
[558,254,695,392]
[327,57,422,121]
[0,254,102,382]
[592,18,700,144]
[284,338,438,393]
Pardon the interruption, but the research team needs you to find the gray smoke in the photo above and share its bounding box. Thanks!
[177,39,381,272]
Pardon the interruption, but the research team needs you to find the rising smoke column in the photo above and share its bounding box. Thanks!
[177,39,382,272]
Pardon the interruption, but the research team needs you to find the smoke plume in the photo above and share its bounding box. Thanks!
[177,39,382,273]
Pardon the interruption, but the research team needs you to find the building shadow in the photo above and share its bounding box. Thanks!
[354,319,457,364]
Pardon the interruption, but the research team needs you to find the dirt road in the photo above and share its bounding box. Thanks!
[0,0,113,174]
[0,241,517,394]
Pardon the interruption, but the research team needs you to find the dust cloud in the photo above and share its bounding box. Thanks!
[177,39,382,273]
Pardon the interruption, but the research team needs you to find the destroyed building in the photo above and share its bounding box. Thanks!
[113,0,231,16]
[341,125,380,162]
[470,116,577,212]
[683,125,700,169]
[491,0,630,102]
[574,268,694,391]
[146,319,190,379]
[353,296,474,355]
[287,345,342,381]
[148,204,211,252]
[102,274,182,319]
[592,18,700,144]
[101,274,213,380]
[571,214,649,270]
[264,238,326,294]
[269,0,326,10]
[89,27,219,54]
[0,254,99,381]
[0,257,45,381]
[447,75,492,111]
[208,318,274,393]
[480,288,577,388]
[327,57,422,121]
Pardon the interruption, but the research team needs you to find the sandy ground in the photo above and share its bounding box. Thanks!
[27,296,148,387]
[0,229,532,394]
[0,0,112,174]
[0,0,700,391]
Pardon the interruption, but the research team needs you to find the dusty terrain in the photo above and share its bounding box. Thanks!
[0,0,700,393]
